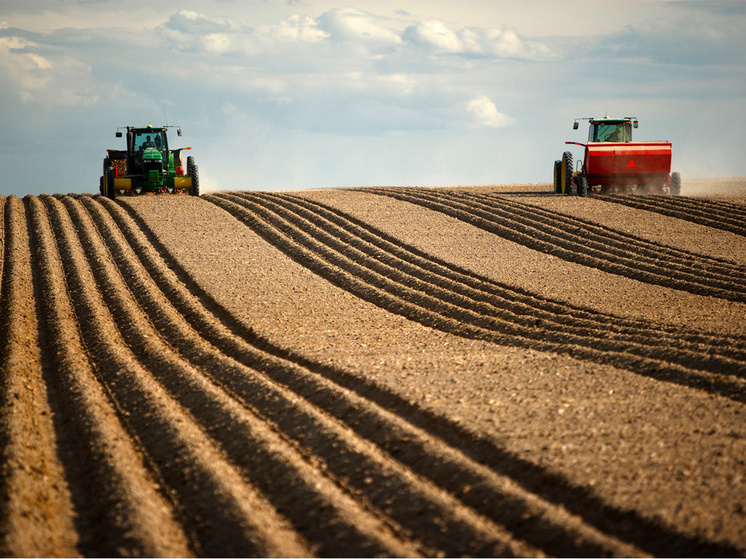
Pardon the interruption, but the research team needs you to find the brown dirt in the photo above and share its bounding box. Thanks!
[1,179,745,557]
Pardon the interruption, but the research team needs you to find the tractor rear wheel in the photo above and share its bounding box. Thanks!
[105,166,117,199]
[553,160,562,193]
[561,151,573,195]
[187,156,200,197]
[670,172,681,196]
[101,157,110,196]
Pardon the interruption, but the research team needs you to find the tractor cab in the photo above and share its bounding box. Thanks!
[132,128,167,154]
[574,116,638,143]
[117,126,170,161]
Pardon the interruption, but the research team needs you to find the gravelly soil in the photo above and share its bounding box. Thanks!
[1,179,745,557]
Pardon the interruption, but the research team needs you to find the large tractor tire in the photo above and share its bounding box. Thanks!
[561,151,574,195]
[105,166,117,199]
[101,157,110,196]
[553,160,562,193]
[576,173,588,197]
[670,172,681,196]
[187,156,200,197]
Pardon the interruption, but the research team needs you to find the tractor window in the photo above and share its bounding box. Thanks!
[134,130,166,152]
[590,122,630,142]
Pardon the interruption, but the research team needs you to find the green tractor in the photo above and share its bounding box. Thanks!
[100,125,199,198]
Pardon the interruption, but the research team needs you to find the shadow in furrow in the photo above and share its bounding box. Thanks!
[25,196,193,557]
[67,195,427,558]
[595,194,746,237]
[42,195,309,558]
[366,188,746,303]
[82,195,552,558]
[209,193,746,405]
[469,192,744,278]
[106,194,742,557]
[266,191,746,365]
[280,192,746,352]
[282,192,746,364]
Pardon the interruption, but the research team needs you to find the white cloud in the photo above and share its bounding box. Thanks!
[404,19,462,53]
[158,9,247,54]
[466,96,514,128]
[162,10,236,35]
[318,7,402,48]
[268,14,328,43]
[403,19,557,60]
[0,31,101,107]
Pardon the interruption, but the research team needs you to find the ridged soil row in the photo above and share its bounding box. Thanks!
[70,191,570,559]
[40,194,312,558]
[0,196,77,557]
[66,197,435,558]
[364,187,746,303]
[77,193,570,559]
[276,192,746,361]
[66,192,453,558]
[25,195,198,557]
[87,194,649,557]
[428,189,746,292]
[595,194,746,237]
[211,192,746,404]
[466,191,744,278]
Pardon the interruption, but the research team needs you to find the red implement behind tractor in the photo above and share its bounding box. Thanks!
[554,116,680,197]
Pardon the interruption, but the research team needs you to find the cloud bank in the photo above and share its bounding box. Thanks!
[0,1,744,196]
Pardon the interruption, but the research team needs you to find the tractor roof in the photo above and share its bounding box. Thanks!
[590,116,636,124]
[131,125,167,132]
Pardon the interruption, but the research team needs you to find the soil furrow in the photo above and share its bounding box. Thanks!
[269,191,746,364]
[366,187,746,302]
[40,194,309,557]
[0,196,77,557]
[611,195,746,224]
[212,192,746,402]
[67,195,428,557]
[412,188,746,292]
[84,195,582,558]
[595,194,746,236]
[435,188,740,279]
[468,192,743,276]
[23,195,193,557]
[4,186,744,557]
[108,192,653,558]
[115,193,739,557]
[286,192,746,352]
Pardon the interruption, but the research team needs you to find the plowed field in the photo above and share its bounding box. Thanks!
[1,180,745,557]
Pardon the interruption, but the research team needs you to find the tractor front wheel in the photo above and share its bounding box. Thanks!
[105,166,117,199]
[561,151,573,195]
[576,174,588,197]
[101,157,110,196]
[553,160,562,193]
[187,156,200,197]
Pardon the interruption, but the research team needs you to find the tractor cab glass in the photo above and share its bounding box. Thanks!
[589,121,631,143]
[133,130,167,153]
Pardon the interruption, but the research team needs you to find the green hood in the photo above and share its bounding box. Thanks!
[143,147,162,160]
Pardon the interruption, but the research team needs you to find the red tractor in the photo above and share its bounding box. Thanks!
[554,116,680,197]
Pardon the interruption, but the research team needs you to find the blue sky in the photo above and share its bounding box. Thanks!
[1,0,745,197]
